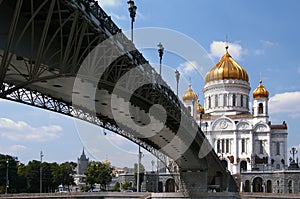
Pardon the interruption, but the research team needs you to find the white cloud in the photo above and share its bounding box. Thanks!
[177,61,204,75]
[9,145,27,152]
[110,13,127,21]
[253,40,276,56]
[97,0,121,8]
[209,41,243,60]
[269,92,300,117]
[0,118,62,142]
[260,40,275,48]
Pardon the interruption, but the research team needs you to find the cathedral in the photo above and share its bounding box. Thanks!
[182,45,300,193]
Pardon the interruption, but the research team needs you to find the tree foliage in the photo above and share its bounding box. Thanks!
[0,154,20,193]
[0,153,77,193]
[84,161,112,190]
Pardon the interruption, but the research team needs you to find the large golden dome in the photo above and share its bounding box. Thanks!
[182,84,198,102]
[196,100,204,114]
[253,80,269,98]
[205,46,249,83]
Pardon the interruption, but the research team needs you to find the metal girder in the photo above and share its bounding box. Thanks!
[1,83,172,165]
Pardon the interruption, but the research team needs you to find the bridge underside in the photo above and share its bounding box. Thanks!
[0,0,237,196]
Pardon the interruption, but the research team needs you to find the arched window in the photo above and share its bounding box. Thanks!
[242,138,246,153]
[240,160,247,172]
[217,139,221,153]
[241,95,244,107]
[233,94,236,106]
[226,139,229,153]
[288,180,293,193]
[208,96,211,108]
[267,180,272,193]
[215,94,218,107]
[245,180,250,192]
[223,94,227,106]
[276,142,280,155]
[221,139,225,153]
[253,177,263,192]
[259,140,264,154]
[258,103,263,114]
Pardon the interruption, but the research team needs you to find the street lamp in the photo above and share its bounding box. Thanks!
[5,160,8,194]
[40,151,44,193]
[127,0,137,42]
[175,70,180,97]
[127,0,141,192]
[290,147,298,163]
[157,42,164,75]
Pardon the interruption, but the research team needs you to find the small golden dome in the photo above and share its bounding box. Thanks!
[196,100,204,114]
[253,80,269,98]
[182,84,198,102]
[205,46,249,83]
[103,159,111,165]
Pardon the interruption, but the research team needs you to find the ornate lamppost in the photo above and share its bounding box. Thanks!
[5,160,8,194]
[290,147,298,163]
[127,0,137,42]
[128,0,141,192]
[157,42,164,75]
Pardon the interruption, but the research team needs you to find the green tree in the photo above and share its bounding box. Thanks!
[54,162,77,190]
[122,181,133,191]
[84,161,112,190]
[113,181,120,192]
[16,163,28,193]
[0,154,20,193]
[25,160,41,193]
[134,163,145,191]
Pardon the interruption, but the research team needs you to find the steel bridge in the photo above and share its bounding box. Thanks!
[0,0,237,196]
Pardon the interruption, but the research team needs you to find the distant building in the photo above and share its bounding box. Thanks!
[76,148,89,175]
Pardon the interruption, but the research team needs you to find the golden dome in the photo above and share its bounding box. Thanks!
[196,100,204,114]
[253,80,269,98]
[182,84,198,102]
[205,46,249,83]
[103,159,111,165]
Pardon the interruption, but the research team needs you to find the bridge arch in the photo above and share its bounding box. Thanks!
[0,0,238,196]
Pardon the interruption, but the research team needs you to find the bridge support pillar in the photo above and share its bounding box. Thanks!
[180,170,208,196]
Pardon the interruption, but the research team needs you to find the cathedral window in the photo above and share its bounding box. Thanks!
[259,140,264,154]
[208,96,211,108]
[276,164,280,170]
[217,140,221,153]
[187,106,191,113]
[276,142,280,155]
[241,95,243,107]
[233,94,236,106]
[258,103,263,114]
[226,139,229,153]
[242,138,246,153]
[215,94,218,107]
[222,139,225,153]
[223,94,227,106]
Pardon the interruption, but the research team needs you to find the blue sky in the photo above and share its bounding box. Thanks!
[1,0,300,170]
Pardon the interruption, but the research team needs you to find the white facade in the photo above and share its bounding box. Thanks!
[182,47,288,175]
